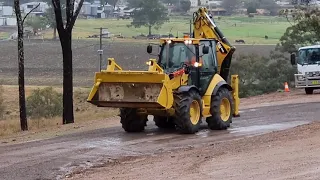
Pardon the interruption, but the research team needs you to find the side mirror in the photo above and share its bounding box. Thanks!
[147,45,152,54]
[203,46,209,54]
[290,53,296,65]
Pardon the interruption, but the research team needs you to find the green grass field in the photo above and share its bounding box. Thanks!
[42,15,290,45]
[0,32,9,39]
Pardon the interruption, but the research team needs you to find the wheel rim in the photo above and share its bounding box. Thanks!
[190,100,201,125]
[220,98,231,122]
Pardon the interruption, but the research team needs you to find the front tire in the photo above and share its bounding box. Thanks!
[206,87,233,130]
[119,108,148,132]
[305,88,314,94]
[173,90,203,134]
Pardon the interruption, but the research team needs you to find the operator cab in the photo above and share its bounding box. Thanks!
[147,38,219,95]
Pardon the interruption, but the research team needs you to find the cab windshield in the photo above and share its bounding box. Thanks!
[159,42,196,72]
[298,48,320,65]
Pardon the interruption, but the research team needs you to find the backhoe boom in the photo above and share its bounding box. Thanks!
[193,7,236,81]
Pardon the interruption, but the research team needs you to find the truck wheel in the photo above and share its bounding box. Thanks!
[173,90,202,134]
[305,88,314,94]
[206,87,233,130]
[153,116,176,129]
[119,108,148,132]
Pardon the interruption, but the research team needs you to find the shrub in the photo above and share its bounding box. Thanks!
[230,51,296,98]
[26,87,63,119]
[0,85,4,119]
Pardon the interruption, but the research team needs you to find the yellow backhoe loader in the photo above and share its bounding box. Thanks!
[87,7,240,134]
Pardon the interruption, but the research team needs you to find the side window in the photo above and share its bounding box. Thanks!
[298,50,305,64]
[199,41,215,70]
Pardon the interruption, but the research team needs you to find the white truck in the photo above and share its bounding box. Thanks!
[291,45,320,94]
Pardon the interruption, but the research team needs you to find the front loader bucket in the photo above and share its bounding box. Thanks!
[87,58,173,109]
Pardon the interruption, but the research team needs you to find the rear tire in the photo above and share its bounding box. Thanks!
[153,116,176,129]
[119,108,148,132]
[305,88,314,94]
[173,90,202,134]
[206,87,233,130]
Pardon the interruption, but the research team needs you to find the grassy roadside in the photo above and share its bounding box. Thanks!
[0,85,119,139]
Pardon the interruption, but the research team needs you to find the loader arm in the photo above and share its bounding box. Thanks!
[192,7,236,81]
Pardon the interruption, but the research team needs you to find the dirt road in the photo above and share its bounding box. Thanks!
[0,99,319,180]
[74,121,320,180]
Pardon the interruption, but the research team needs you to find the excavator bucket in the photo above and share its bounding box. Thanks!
[87,58,173,109]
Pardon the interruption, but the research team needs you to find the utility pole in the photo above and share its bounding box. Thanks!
[94,27,108,71]
[189,19,192,38]
[186,20,193,37]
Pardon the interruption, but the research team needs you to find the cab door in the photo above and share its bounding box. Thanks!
[197,40,218,95]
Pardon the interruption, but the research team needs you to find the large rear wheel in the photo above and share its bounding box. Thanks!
[119,108,148,132]
[206,87,233,130]
[173,90,203,134]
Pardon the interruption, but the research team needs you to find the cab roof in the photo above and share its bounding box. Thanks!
[299,44,320,50]
[159,37,217,44]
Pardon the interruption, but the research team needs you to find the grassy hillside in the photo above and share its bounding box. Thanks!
[38,15,290,44]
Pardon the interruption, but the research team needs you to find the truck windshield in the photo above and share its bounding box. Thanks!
[298,48,320,65]
[159,42,196,71]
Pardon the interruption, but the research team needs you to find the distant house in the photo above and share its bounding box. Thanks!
[80,1,115,18]
[0,5,16,26]
[0,6,13,16]
[20,2,49,16]
[208,8,227,16]
[308,0,320,6]
[256,9,270,15]
[123,8,135,16]
[0,17,17,26]
[200,0,209,6]
[190,0,199,7]
[208,0,222,7]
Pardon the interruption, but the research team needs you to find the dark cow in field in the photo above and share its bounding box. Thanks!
[235,39,245,44]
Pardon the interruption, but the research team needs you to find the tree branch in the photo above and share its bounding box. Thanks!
[68,0,84,31]
[52,0,65,32]
[66,0,71,26]
[285,14,293,26]
[22,3,40,25]
[70,0,75,18]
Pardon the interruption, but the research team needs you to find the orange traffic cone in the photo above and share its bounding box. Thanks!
[284,82,290,92]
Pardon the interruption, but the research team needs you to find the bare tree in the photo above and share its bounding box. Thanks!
[14,0,40,131]
[51,0,84,124]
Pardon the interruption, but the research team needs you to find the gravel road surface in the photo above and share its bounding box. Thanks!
[0,101,319,180]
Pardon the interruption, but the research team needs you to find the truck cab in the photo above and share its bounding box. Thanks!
[291,45,320,94]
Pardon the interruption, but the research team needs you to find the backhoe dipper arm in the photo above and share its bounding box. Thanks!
[193,7,236,81]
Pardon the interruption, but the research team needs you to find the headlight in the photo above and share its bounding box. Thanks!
[184,40,192,44]
[308,72,313,77]
[297,75,305,81]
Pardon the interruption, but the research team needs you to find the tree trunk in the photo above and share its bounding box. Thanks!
[148,25,152,36]
[52,0,85,125]
[14,0,28,131]
[53,26,57,40]
[60,31,74,124]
